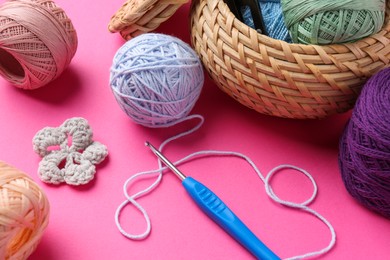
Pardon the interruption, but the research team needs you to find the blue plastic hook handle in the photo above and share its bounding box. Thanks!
[182,176,280,260]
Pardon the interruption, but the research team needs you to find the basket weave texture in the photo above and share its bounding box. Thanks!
[109,0,188,40]
[190,0,390,119]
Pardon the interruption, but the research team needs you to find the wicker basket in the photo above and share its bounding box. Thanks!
[190,0,390,119]
[108,0,189,40]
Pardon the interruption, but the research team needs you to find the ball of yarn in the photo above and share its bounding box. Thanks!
[110,33,204,128]
[241,0,292,42]
[0,161,50,259]
[339,67,390,218]
[0,0,78,89]
[281,0,385,45]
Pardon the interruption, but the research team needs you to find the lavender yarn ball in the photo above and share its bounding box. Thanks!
[339,67,390,218]
[109,33,204,128]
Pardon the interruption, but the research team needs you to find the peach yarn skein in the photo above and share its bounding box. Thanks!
[0,0,78,89]
[0,161,50,260]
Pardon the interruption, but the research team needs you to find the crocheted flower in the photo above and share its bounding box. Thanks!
[32,117,108,185]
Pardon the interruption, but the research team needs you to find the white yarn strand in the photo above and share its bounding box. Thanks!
[115,115,336,259]
[264,165,336,259]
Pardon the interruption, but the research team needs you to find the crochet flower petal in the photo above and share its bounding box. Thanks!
[63,152,96,185]
[61,117,93,152]
[38,151,67,184]
[33,127,67,157]
[82,142,108,164]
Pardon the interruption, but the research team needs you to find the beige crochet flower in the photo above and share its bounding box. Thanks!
[32,117,108,185]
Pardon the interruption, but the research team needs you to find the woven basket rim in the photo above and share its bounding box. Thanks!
[108,0,189,34]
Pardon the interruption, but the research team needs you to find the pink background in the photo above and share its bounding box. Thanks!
[1,0,389,259]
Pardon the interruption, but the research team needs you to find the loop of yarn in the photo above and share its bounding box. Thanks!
[109,33,204,128]
[339,67,390,218]
[0,161,50,259]
[32,117,108,185]
[281,0,385,45]
[0,0,78,89]
[115,115,336,259]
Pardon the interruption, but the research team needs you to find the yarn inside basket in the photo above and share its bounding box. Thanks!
[241,0,291,42]
[110,33,204,128]
[338,67,390,219]
[0,0,78,89]
[281,0,386,45]
[0,161,50,259]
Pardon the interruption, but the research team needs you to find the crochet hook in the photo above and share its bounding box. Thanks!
[145,141,280,260]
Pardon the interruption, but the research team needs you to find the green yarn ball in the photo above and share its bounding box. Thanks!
[281,0,386,45]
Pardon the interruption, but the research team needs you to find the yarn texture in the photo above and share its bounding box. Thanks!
[0,0,78,89]
[241,0,291,42]
[281,0,385,45]
[339,67,390,218]
[32,117,108,185]
[110,33,204,128]
[0,161,50,260]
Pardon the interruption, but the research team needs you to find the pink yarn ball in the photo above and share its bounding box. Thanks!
[0,0,78,89]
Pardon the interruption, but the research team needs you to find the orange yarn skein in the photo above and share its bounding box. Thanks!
[0,161,50,260]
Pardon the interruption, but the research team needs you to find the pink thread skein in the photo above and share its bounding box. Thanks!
[0,0,78,89]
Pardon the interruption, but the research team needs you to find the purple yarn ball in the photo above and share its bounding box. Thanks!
[339,67,390,218]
